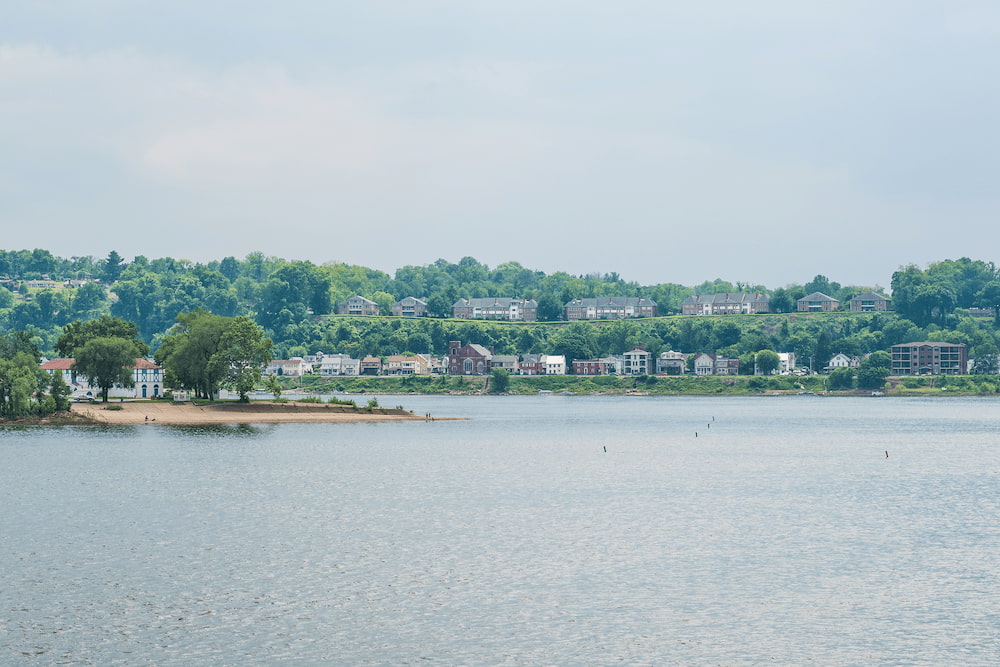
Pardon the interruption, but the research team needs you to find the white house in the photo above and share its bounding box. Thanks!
[693,353,716,376]
[657,350,687,375]
[778,352,796,374]
[540,354,567,375]
[826,353,859,371]
[319,354,361,376]
[264,358,309,377]
[622,346,652,375]
[40,357,164,399]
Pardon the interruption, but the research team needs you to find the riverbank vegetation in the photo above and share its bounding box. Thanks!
[5,250,1000,402]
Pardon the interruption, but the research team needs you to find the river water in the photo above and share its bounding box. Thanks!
[2,395,998,665]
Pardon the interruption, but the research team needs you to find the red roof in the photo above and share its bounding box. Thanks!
[40,358,161,370]
[40,358,74,370]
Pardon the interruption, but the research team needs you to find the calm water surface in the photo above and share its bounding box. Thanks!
[2,396,999,665]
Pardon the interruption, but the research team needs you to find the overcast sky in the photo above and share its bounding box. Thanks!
[3,2,999,289]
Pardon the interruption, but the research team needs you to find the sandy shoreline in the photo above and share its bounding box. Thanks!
[70,400,441,425]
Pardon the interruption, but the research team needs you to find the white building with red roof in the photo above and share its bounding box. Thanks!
[40,357,164,400]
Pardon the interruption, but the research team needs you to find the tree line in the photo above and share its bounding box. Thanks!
[2,250,1000,375]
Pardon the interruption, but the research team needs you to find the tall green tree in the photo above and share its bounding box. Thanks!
[755,349,781,375]
[857,351,891,389]
[210,316,273,402]
[155,309,232,399]
[489,368,510,393]
[102,250,126,283]
[56,315,149,358]
[72,337,141,402]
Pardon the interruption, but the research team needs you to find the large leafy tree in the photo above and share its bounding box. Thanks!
[210,316,273,402]
[56,315,149,358]
[0,331,48,419]
[755,349,781,375]
[72,337,141,402]
[155,309,232,399]
[857,351,892,389]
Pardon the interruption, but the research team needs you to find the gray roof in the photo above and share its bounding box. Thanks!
[453,297,538,308]
[799,292,838,302]
[565,297,657,307]
[682,293,769,305]
[850,291,889,301]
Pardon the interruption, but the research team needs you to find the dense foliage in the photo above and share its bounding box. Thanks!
[3,249,1000,375]
[155,311,273,401]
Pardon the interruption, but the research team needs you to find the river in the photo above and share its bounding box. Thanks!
[2,395,998,665]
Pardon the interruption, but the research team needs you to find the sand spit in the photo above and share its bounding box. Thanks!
[69,400,443,425]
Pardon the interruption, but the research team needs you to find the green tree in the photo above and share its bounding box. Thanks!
[56,315,149,358]
[102,250,126,283]
[857,351,891,389]
[975,281,1000,328]
[72,337,141,402]
[210,316,273,402]
[47,369,72,411]
[70,282,108,319]
[154,309,231,399]
[265,374,283,400]
[971,342,999,374]
[489,368,510,393]
[755,349,781,375]
[536,293,564,321]
[826,367,855,390]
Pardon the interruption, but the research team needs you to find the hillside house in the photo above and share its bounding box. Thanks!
[391,297,429,317]
[681,293,770,315]
[564,297,657,320]
[849,291,892,312]
[797,292,840,312]
[337,295,380,316]
[452,297,538,322]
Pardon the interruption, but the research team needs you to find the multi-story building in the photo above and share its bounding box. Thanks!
[490,355,520,374]
[319,354,361,376]
[622,346,652,375]
[656,350,687,375]
[891,342,968,375]
[264,358,309,376]
[519,353,542,375]
[849,291,892,312]
[452,297,538,321]
[572,358,618,375]
[391,297,429,317]
[680,293,770,315]
[797,292,840,312]
[40,357,164,399]
[337,295,380,316]
[360,356,383,375]
[692,353,740,376]
[540,355,567,375]
[564,297,657,320]
[384,354,432,375]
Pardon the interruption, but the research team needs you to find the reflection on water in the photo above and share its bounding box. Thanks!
[1,396,999,665]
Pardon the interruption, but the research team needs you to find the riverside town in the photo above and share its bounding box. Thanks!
[2,250,1000,419]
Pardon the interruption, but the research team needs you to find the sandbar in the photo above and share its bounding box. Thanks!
[70,400,440,425]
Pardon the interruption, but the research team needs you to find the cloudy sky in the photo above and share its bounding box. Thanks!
[3,2,999,288]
